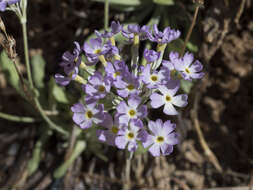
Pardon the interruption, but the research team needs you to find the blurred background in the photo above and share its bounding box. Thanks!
[0,0,253,189]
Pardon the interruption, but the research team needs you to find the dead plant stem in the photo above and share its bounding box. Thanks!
[180,5,200,56]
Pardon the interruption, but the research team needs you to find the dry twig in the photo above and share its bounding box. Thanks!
[190,90,223,172]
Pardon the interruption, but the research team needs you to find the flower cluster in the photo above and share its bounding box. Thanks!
[55,21,204,157]
[0,0,20,12]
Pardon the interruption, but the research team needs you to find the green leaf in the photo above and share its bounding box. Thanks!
[27,128,51,176]
[49,77,69,104]
[31,54,46,88]
[135,141,149,155]
[0,51,20,92]
[180,79,193,94]
[186,41,198,52]
[54,140,86,178]
[153,0,174,5]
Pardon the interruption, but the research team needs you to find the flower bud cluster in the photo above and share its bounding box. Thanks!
[55,21,204,157]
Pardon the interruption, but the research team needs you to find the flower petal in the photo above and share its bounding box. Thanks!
[172,94,188,107]
[163,103,178,115]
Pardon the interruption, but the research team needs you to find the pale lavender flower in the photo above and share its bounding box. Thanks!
[143,49,160,63]
[103,41,121,59]
[96,113,125,146]
[148,24,180,44]
[83,71,111,100]
[114,72,140,98]
[55,67,78,86]
[174,52,204,80]
[105,61,129,84]
[143,119,179,157]
[59,42,82,73]
[140,64,168,89]
[0,0,19,11]
[150,80,188,115]
[117,95,147,124]
[115,119,144,152]
[83,38,110,65]
[95,21,122,38]
[162,51,180,71]
[71,101,104,129]
[122,24,150,41]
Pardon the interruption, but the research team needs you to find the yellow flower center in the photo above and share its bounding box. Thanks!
[128,109,136,117]
[156,136,164,143]
[165,95,171,102]
[94,49,101,54]
[98,85,105,93]
[113,71,121,78]
[150,75,158,82]
[85,110,93,119]
[111,126,119,134]
[127,84,135,91]
[185,68,190,74]
[127,132,135,139]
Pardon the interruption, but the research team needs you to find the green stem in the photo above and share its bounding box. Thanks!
[0,111,37,123]
[21,22,34,89]
[20,19,69,137]
[34,98,69,137]
[104,0,109,30]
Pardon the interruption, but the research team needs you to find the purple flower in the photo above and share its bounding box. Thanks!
[60,42,82,73]
[103,41,121,60]
[55,67,79,86]
[105,61,129,84]
[143,49,160,63]
[83,71,111,100]
[71,101,104,129]
[174,52,204,81]
[96,113,124,146]
[115,119,144,152]
[122,24,150,41]
[140,64,168,89]
[114,72,140,98]
[117,95,147,124]
[150,81,188,115]
[148,24,180,44]
[0,0,19,12]
[143,119,179,157]
[83,38,110,65]
[162,51,180,71]
[95,21,122,39]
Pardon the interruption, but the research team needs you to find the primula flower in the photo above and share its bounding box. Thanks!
[150,81,188,115]
[59,42,82,75]
[173,52,204,81]
[143,49,160,63]
[55,67,79,86]
[0,0,19,12]
[148,24,180,44]
[114,72,140,98]
[71,101,104,129]
[140,64,168,89]
[115,119,144,152]
[117,95,147,124]
[97,113,125,146]
[105,61,129,84]
[83,71,111,100]
[122,24,150,42]
[162,51,180,71]
[83,38,110,65]
[95,21,122,39]
[143,119,179,157]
